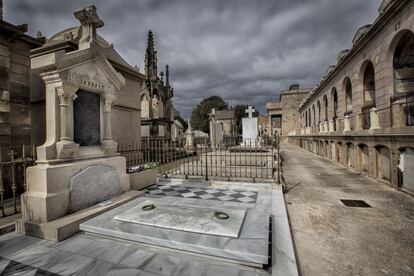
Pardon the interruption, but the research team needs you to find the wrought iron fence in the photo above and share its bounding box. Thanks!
[0,145,36,217]
[119,135,281,182]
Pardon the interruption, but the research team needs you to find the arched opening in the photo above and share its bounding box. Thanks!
[393,31,414,126]
[346,142,354,168]
[323,95,328,122]
[317,100,321,124]
[308,108,312,127]
[344,77,353,115]
[398,147,414,193]
[325,141,329,158]
[376,146,391,182]
[362,61,376,129]
[305,111,308,127]
[312,105,316,128]
[358,144,369,172]
[331,88,338,131]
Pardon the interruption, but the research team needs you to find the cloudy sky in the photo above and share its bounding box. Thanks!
[7,0,382,118]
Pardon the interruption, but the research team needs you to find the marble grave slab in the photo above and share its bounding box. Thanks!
[114,199,246,238]
[80,196,269,267]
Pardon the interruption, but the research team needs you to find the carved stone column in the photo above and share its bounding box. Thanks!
[55,85,79,159]
[101,92,118,154]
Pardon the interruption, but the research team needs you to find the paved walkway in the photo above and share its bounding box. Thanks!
[281,143,414,276]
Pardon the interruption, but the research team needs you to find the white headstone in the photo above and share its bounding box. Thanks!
[242,106,258,141]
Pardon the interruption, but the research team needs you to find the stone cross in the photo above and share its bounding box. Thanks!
[74,5,104,50]
[245,106,255,119]
[8,149,17,162]
[209,108,216,121]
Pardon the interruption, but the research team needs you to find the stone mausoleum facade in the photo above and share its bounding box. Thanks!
[287,0,414,193]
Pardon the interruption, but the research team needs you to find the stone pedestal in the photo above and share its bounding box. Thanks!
[329,119,334,132]
[22,156,129,223]
[392,102,406,128]
[370,107,380,130]
[323,120,329,133]
[344,115,351,131]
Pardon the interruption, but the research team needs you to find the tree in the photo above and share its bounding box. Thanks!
[174,115,188,131]
[234,104,248,135]
[190,96,228,133]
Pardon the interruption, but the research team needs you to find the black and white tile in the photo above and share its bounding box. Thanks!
[144,184,258,204]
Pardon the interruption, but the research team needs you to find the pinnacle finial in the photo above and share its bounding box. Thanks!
[145,30,158,78]
[166,65,170,86]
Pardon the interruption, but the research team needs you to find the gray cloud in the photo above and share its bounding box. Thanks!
[6,0,382,117]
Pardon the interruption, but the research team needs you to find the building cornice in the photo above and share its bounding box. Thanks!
[298,0,411,112]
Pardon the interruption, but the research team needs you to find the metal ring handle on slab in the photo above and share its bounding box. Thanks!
[142,204,156,211]
[214,211,229,220]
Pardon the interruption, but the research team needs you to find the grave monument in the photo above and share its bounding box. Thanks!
[209,108,224,147]
[18,6,142,238]
[241,106,262,148]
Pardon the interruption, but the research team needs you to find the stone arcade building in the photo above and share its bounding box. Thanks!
[288,0,414,193]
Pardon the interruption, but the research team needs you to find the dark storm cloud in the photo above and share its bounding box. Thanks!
[6,0,382,117]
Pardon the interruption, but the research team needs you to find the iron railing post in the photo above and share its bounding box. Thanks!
[0,164,4,217]
[277,133,281,184]
[205,139,209,181]
[8,149,17,214]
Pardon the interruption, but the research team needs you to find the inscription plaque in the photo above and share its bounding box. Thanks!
[74,90,101,146]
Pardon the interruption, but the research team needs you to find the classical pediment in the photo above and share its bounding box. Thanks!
[56,47,125,92]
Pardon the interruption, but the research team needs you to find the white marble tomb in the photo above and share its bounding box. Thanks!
[114,199,246,238]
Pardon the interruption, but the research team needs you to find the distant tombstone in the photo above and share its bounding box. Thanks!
[74,90,101,146]
[209,108,224,146]
[242,106,258,142]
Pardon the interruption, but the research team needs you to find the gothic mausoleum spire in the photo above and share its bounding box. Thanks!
[165,65,170,86]
[145,30,158,79]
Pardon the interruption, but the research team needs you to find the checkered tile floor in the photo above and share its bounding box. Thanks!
[145,184,258,204]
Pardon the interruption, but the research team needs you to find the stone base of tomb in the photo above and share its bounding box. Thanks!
[20,155,130,225]
[16,190,143,242]
[80,193,270,267]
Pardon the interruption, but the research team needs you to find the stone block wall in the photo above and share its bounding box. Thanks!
[0,23,42,160]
